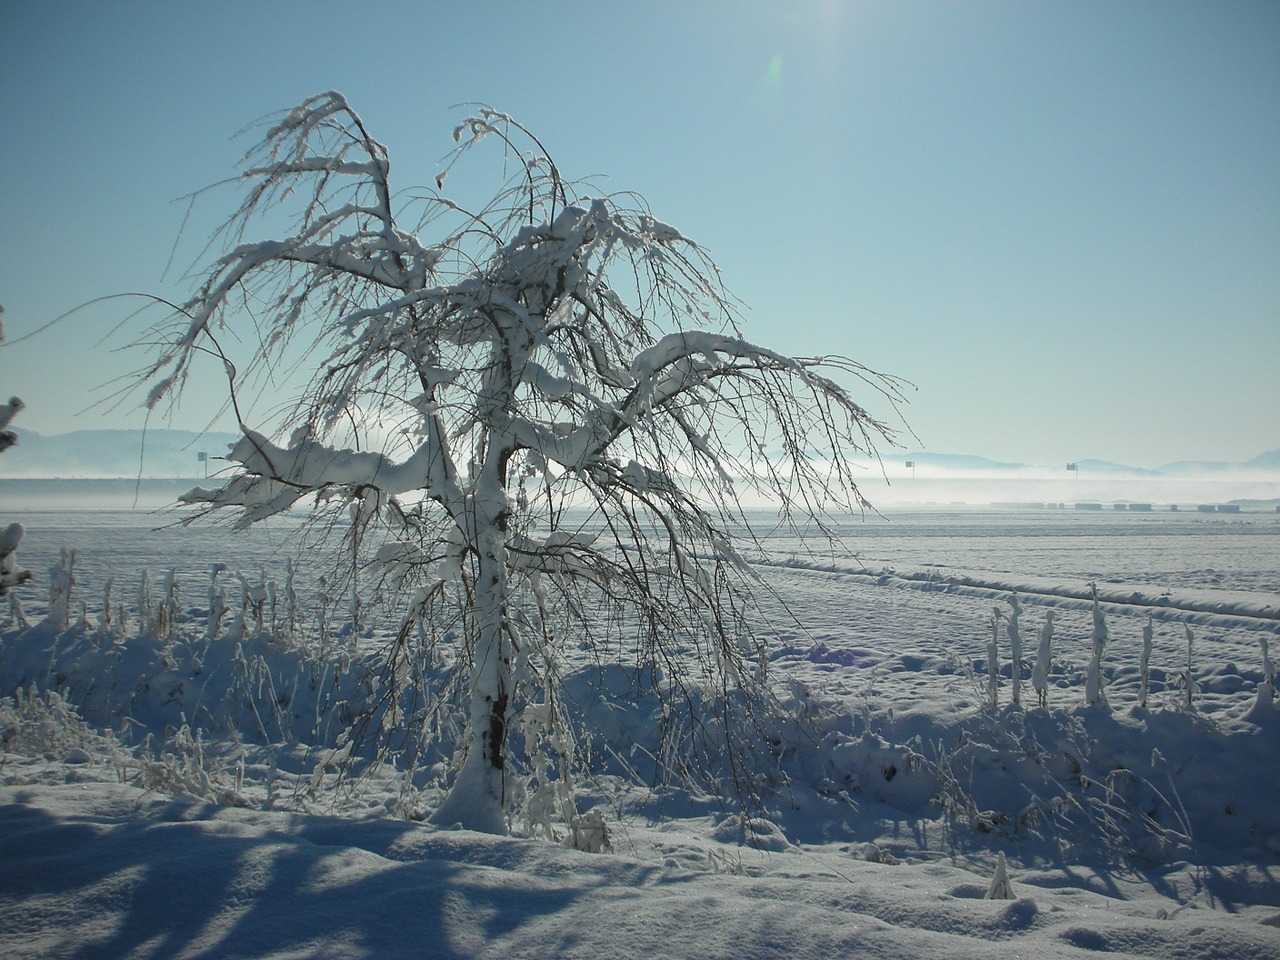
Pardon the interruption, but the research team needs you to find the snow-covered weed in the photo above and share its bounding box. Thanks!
[46,548,76,630]
[707,846,745,875]
[1180,621,1198,709]
[130,718,248,807]
[566,808,613,853]
[1085,584,1109,708]
[0,685,98,760]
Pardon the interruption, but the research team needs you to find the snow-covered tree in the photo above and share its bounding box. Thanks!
[129,93,906,833]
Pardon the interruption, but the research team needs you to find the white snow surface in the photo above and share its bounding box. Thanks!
[2,507,1279,959]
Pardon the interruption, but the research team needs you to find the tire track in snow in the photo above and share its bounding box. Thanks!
[750,557,1280,631]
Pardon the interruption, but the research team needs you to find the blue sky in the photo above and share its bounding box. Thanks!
[1,0,1277,468]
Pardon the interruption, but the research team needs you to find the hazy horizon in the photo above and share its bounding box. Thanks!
[2,427,1277,512]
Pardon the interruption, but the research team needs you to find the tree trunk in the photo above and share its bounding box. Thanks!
[430,504,511,833]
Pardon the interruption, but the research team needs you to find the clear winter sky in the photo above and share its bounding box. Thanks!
[1,1,1277,469]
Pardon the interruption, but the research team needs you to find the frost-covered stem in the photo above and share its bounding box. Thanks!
[47,548,76,630]
[1085,584,1108,709]
[1182,621,1196,710]
[985,851,1013,900]
[1139,614,1154,709]
[227,578,246,644]
[987,607,1002,707]
[7,591,29,629]
[1251,634,1276,715]
[248,568,267,634]
[138,569,153,634]
[1032,610,1054,709]
[97,574,114,638]
[1006,594,1023,707]
[285,558,300,640]
[347,503,361,637]
[207,565,228,641]
[161,569,179,639]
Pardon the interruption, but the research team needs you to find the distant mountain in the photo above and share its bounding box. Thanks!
[891,452,1024,471]
[1243,449,1280,470]
[1072,459,1163,477]
[0,428,241,478]
[4,430,1277,480]
[1156,449,1280,475]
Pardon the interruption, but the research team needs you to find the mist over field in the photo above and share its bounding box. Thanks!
[3,430,1277,512]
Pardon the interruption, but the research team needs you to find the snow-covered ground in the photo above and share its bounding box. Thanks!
[3,506,1279,958]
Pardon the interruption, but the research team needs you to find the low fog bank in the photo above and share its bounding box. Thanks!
[0,429,240,480]
[862,473,1280,509]
[0,478,207,512]
[3,474,1277,514]
[3,431,1276,512]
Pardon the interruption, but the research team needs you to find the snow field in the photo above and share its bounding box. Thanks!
[2,507,1279,958]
